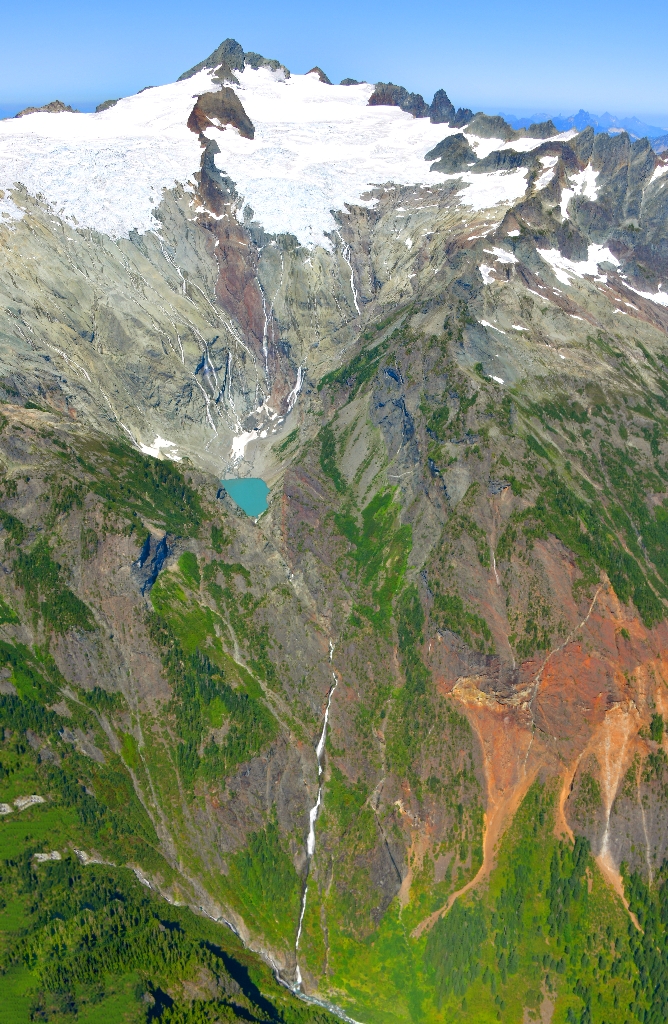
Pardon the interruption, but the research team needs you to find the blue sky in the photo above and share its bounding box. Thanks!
[1,0,667,127]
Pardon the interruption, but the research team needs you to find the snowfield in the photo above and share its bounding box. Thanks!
[0,64,564,246]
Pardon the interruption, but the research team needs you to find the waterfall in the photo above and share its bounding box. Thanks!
[294,642,337,990]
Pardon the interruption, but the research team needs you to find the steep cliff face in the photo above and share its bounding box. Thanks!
[2,37,668,1024]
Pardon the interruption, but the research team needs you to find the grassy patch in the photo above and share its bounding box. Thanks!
[77,438,202,536]
[14,538,95,634]
[335,490,412,632]
[147,616,277,791]
[225,814,300,949]
[318,338,389,400]
[320,424,346,493]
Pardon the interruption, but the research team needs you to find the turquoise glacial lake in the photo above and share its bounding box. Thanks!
[222,478,269,517]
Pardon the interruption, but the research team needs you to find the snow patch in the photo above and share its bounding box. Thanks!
[231,430,259,463]
[479,264,495,285]
[0,190,24,225]
[624,283,668,307]
[138,436,182,461]
[484,246,518,264]
[496,129,577,154]
[444,168,529,212]
[479,320,507,334]
[561,164,599,219]
[464,134,505,160]
[535,155,558,190]
[537,244,619,286]
[571,165,600,200]
[560,188,574,219]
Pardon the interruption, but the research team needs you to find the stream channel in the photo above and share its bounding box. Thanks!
[295,641,337,989]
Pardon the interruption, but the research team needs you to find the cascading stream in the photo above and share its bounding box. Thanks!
[294,641,337,990]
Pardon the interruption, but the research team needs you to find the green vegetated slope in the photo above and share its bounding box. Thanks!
[0,853,335,1024]
[0,422,334,1024]
[3,292,668,1024]
[287,309,668,1023]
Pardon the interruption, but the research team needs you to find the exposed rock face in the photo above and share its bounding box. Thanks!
[15,99,78,117]
[178,37,289,84]
[429,87,456,124]
[368,82,462,125]
[368,81,430,118]
[426,132,478,171]
[523,118,558,138]
[2,40,668,1024]
[187,87,255,139]
[465,112,517,139]
[178,37,247,83]
[306,66,331,84]
[95,97,119,112]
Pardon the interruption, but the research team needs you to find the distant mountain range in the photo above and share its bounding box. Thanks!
[501,107,668,147]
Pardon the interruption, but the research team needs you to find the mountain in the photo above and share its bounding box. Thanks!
[1,35,668,1024]
[503,108,668,147]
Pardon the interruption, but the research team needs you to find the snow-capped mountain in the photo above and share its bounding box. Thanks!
[2,37,665,477]
[1,45,668,1023]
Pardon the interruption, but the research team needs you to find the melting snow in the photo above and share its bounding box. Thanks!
[231,429,259,462]
[535,154,558,190]
[138,436,182,461]
[624,283,668,307]
[570,165,600,200]
[464,134,505,159]
[479,264,495,284]
[484,246,518,264]
[497,129,577,153]
[537,244,619,285]
[561,164,599,219]
[479,320,507,334]
[0,191,24,225]
[560,188,574,219]
[440,168,529,212]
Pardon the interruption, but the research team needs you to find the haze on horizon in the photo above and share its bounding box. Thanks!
[1,0,667,128]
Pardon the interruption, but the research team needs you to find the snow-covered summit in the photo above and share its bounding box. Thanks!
[0,59,566,246]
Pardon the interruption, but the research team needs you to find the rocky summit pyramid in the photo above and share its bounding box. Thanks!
[0,35,668,1024]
